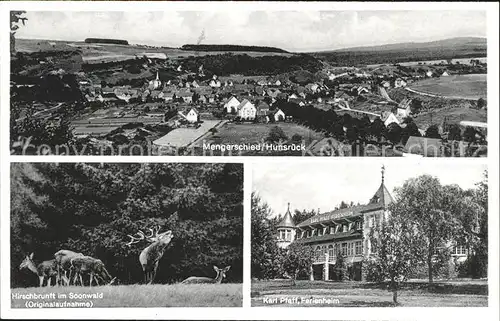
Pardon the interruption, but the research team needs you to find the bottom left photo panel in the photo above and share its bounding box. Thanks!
[9,162,243,308]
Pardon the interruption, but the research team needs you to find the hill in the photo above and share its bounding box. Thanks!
[312,37,487,66]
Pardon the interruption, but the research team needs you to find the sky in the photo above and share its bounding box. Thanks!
[15,10,486,52]
[253,161,487,217]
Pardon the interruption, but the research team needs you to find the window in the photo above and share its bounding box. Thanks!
[328,245,334,257]
[342,225,348,233]
[330,226,335,234]
[348,242,354,256]
[355,221,361,230]
[341,243,347,256]
[355,241,362,255]
[453,245,467,255]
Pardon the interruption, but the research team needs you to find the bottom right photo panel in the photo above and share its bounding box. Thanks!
[251,161,488,307]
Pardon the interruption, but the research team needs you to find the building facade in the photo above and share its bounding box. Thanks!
[276,167,393,281]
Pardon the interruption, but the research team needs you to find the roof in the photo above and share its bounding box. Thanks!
[296,173,393,228]
[236,99,255,111]
[277,203,295,228]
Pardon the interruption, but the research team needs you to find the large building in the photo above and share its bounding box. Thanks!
[275,166,469,281]
[275,167,393,281]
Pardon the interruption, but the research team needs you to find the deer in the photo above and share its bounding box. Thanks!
[19,253,62,287]
[70,256,116,286]
[126,225,173,285]
[181,265,231,284]
[54,249,84,286]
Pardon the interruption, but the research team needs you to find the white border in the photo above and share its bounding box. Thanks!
[1,1,499,321]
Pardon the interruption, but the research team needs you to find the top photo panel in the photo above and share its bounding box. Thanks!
[10,10,487,157]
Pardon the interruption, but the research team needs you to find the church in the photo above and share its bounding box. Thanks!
[276,166,393,281]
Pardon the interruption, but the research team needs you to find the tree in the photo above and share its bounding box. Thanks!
[385,123,402,144]
[266,126,288,143]
[390,175,462,283]
[10,11,27,54]
[369,118,385,141]
[447,124,462,141]
[282,242,314,285]
[290,133,303,145]
[410,99,423,114]
[463,126,476,143]
[425,124,441,139]
[369,211,425,304]
[251,193,283,279]
[293,209,316,225]
[476,98,486,110]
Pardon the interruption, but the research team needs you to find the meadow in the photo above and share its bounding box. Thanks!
[207,122,325,146]
[251,279,487,307]
[413,107,487,130]
[11,283,242,308]
[408,74,487,100]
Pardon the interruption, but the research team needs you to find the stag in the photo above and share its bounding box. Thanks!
[71,256,115,286]
[126,226,173,284]
[19,253,61,287]
[181,265,231,284]
[54,249,84,286]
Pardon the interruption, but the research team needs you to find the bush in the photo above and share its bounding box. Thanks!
[363,258,385,283]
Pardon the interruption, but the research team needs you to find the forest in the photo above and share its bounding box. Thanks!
[181,53,322,76]
[181,44,288,53]
[11,163,243,288]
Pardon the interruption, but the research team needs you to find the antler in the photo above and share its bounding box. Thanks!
[125,232,145,247]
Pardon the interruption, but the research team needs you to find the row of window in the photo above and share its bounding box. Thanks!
[278,229,293,242]
[315,240,363,258]
[298,221,362,239]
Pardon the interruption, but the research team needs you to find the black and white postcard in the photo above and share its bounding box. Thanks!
[8,8,489,157]
[252,161,488,307]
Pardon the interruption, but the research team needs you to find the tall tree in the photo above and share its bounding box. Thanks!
[390,175,460,283]
[10,11,27,54]
[282,242,314,286]
[368,210,425,304]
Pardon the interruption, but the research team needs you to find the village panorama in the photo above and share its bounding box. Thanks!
[10,12,488,156]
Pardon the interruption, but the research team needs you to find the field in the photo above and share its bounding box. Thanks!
[11,283,242,308]
[207,122,325,145]
[16,38,293,64]
[408,74,487,100]
[413,107,487,130]
[251,279,487,307]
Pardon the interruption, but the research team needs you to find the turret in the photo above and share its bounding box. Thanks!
[276,203,296,249]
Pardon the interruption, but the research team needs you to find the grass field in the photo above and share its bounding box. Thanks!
[409,74,487,100]
[11,283,242,308]
[413,107,487,130]
[251,279,487,307]
[207,122,325,145]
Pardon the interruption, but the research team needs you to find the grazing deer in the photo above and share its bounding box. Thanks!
[126,226,173,284]
[70,256,116,286]
[19,253,60,287]
[54,249,84,286]
[181,265,231,284]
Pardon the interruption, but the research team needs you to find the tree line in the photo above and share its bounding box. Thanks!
[11,163,243,288]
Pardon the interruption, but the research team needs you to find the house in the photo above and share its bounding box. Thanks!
[394,78,407,88]
[256,101,270,116]
[288,93,298,100]
[254,86,265,96]
[306,83,320,93]
[396,98,412,118]
[272,109,286,122]
[381,111,400,127]
[381,81,391,88]
[198,95,208,104]
[191,80,200,88]
[178,108,199,123]
[236,99,257,120]
[441,71,450,77]
[289,98,306,107]
[426,70,433,77]
[162,92,175,102]
[224,96,241,114]
[177,90,194,103]
[209,79,221,88]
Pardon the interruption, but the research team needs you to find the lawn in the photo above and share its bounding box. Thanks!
[409,74,487,100]
[11,283,242,308]
[207,122,325,146]
[251,279,487,307]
